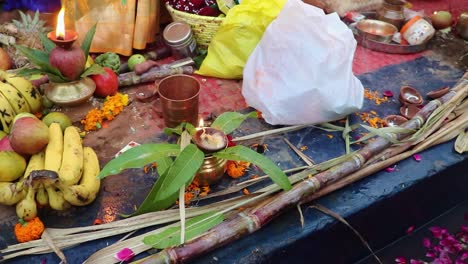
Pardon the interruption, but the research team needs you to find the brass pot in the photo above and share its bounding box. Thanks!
[377,0,406,29]
[43,77,96,106]
[194,155,227,186]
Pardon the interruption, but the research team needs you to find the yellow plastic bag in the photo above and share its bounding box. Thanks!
[196,0,286,79]
[64,0,159,56]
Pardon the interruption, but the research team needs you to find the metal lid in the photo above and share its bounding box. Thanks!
[163,22,192,45]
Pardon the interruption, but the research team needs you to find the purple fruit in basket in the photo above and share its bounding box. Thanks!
[198,6,221,16]
[191,0,205,9]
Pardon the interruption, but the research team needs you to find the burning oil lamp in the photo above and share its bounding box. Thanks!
[46,8,78,49]
[43,7,95,106]
[192,119,228,185]
[193,119,228,154]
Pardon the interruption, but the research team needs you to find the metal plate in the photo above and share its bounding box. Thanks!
[354,32,428,54]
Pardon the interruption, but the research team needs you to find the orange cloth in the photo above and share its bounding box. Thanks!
[64,0,160,56]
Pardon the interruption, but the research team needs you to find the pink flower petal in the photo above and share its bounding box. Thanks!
[395,256,407,263]
[461,252,468,260]
[423,237,431,248]
[383,90,394,97]
[115,248,135,262]
[385,165,396,172]
[406,225,415,234]
[413,154,422,162]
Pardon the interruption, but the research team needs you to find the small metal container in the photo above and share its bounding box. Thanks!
[163,22,198,59]
[356,19,398,43]
[195,155,228,186]
[377,0,406,29]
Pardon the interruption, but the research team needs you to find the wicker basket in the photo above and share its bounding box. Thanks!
[165,3,225,49]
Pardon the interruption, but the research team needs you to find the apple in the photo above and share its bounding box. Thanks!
[90,67,119,98]
[430,11,452,30]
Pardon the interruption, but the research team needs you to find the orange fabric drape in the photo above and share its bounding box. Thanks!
[65,0,160,56]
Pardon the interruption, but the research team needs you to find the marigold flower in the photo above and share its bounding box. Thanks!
[14,217,45,243]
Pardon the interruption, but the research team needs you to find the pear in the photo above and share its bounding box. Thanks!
[9,117,49,155]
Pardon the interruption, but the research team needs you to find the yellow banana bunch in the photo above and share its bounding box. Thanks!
[60,147,101,206]
[59,126,83,186]
[0,71,42,133]
[0,124,102,219]
[0,182,25,205]
[44,123,63,172]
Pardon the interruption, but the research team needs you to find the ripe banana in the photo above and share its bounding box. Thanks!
[46,186,70,211]
[16,186,37,220]
[36,184,49,207]
[60,147,101,206]
[59,126,83,186]
[44,123,63,172]
[0,81,30,114]
[0,91,16,133]
[3,74,42,113]
[16,151,45,191]
[0,182,26,205]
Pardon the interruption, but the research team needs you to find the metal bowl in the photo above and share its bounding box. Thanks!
[356,19,398,43]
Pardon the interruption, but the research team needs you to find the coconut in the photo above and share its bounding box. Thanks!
[49,44,85,81]
[9,116,49,155]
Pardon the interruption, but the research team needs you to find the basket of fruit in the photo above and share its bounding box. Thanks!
[165,0,226,49]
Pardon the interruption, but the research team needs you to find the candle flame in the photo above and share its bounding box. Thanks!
[198,118,204,128]
[56,8,66,39]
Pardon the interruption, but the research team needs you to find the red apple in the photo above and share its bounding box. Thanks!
[90,67,119,97]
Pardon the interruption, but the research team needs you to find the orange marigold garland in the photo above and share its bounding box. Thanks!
[81,93,129,131]
[14,217,45,243]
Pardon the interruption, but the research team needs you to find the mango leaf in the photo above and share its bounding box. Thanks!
[15,45,69,82]
[164,123,196,137]
[214,145,291,191]
[211,111,258,134]
[80,63,105,78]
[98,143,180,179]
[81,23,97,59]
[143,211,224,249]
[132,144,204,215]
[154,144,204,199]
[15,68,45,77]
[39,33,55,53]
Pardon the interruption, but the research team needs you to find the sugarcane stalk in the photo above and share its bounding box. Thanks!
[306,110,468,202]
[119,46,172,73]
[135,72,467,264]
[118,66,194,87]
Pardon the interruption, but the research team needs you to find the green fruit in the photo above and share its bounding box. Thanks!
[0,151,27,182]
[127,54,146,71]
[0,131,6,140]
[42,112,72,131]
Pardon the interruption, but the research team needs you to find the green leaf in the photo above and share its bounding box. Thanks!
[132,144,204,215]
[155,144,204,199]
[214,145,292,191]
[97,143,180,179]
[15,68,45,77]
[39,34,56,53]
[80,63,105,78]
[81,23,97,59]
[143,211,224,249]
[15,45,69,82]
[211,111,258,134]
[163,122,196,137]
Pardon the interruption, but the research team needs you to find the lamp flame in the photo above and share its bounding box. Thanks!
[56,8,66,39]
[198,118,204,128]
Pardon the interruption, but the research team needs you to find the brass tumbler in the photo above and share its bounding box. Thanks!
[194,155,227,186]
